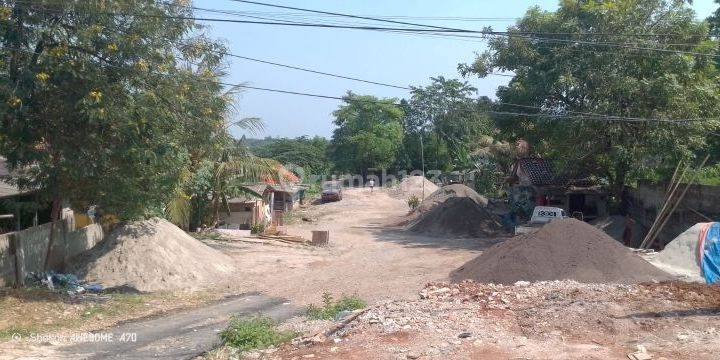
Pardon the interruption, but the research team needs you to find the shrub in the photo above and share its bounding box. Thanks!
[250,223,265,234]
[220,316,297,351]
[306,292,366,320]
[407,195,420,210]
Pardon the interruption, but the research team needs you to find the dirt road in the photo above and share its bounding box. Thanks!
[1,187,490,359]
[219,187,498,304]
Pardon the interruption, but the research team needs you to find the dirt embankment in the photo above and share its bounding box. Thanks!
[451,219,670,284]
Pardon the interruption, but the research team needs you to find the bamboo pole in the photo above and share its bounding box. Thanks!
[644,155,709,249]
[666,161,682,197]
[640,161,690,248]
[642,155,710,248]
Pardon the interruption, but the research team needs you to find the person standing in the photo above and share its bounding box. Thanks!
[368,178,375,193]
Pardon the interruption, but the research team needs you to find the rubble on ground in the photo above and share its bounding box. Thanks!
[276,280,720,359]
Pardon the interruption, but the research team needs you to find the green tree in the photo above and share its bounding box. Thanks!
[461,0,720,198]
[252,136,331,176]
[329,93,404,176]
[0,1,235,266]
[403,77,493,171]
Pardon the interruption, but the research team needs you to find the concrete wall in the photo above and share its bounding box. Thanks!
[626,181,720,248]
[0,221,104,287]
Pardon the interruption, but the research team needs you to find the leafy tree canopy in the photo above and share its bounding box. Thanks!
[0,0,232,219]
[251,136,331,177]
[329,93,404,175]
[461,0,720,196]
[402,76,493,171]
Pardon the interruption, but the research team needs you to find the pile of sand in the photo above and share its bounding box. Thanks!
[414,184,488,214]
[408,197,502,237]
[451,219,670,284]
[70,218,235,292]
[398,176,439,200]
[647,223,705,282]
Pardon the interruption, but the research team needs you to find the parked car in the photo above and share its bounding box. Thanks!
[514,206,568,235]
[321,181,343,202]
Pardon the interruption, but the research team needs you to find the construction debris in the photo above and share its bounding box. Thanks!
[277,280,720,359]
[451,219,670,284]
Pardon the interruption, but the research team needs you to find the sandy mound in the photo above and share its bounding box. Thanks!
[451,219,670,284]
[70,218,235,292]
[408,197,502,237]
[415,184,488,214]
[591,215,626,241]
[647,223,704,282]
[398,176,438,199]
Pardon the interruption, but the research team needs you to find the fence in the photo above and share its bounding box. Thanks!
[626,181,720,248]
[0,220,104,287]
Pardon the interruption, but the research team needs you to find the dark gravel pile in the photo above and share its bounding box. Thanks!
[408,197,502,237]
[451,219,670,284]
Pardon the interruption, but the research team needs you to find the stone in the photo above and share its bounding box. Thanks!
[406,352,421,359]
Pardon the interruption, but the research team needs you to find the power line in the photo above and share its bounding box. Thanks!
[228,0,690,38]
[219,53,409,90]
[228,0,470,32]
[14,2,718,58]
[4,44,713,125]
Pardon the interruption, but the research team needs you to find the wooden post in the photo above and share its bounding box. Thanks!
[10,234,24,287]
[311,230,329,246]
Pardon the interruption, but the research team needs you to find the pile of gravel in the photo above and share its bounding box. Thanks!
[398,176,439,200]
[451,219,670,284]
[408,197,502,237]
[414,184,488,214]
[70,218,235,292]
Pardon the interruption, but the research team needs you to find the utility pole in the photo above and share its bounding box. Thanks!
[420,126,426,199]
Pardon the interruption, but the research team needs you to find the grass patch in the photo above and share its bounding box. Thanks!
[0,326,36,340]
[306,292,366,320]
[220,316,297,351]
[191,231,225,241]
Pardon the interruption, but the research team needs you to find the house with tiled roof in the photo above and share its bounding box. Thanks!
[220,165,307,229]
[507,156,607,221]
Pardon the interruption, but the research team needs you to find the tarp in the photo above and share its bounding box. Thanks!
[697,222,720,284]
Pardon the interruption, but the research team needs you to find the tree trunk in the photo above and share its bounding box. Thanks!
[42,196,61,271]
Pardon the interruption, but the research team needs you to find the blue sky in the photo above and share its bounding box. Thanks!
[197,0,718,139]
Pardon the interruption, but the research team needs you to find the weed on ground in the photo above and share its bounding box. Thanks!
[220,316,297,351]
[306,293,366,320]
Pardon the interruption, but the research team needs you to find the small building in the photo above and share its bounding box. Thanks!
[508,157,607,221]
[220,184,270,230]
[219,164,308,229]
[268,183,306,213]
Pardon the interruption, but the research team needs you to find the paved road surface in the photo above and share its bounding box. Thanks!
[60,293,297,359]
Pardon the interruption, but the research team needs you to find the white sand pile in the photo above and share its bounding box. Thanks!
[646,223,704,282]
[592,215,626,241]
[415,184,488,214]
[399,176,438,199]
[70,218,235,292]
